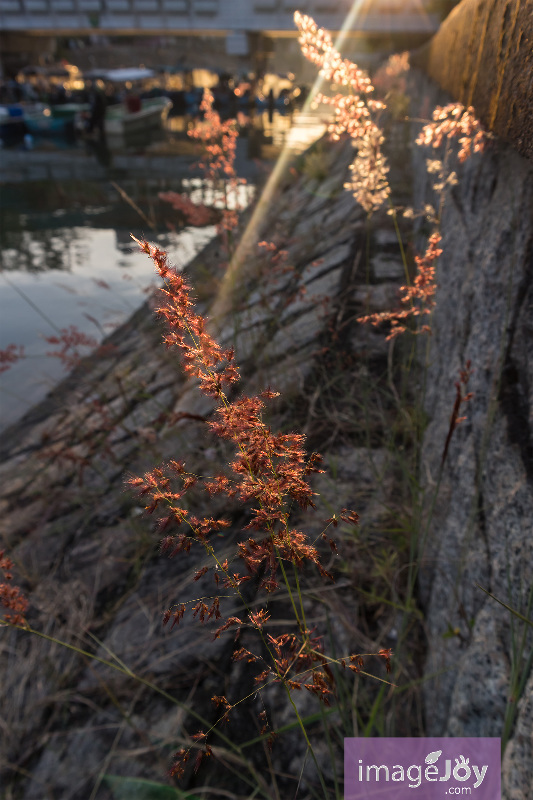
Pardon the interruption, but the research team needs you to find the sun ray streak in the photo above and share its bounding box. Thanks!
[212,0,369,320]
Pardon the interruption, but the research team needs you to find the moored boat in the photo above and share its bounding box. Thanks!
[104,96,172,137]
[0,105,26,145]
[22,101,89,137]
[49,102,91,120]
[23,106,78,137]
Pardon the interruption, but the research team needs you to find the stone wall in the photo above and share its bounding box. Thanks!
[410,69,533,799]
[412,0,533,161]
[407,2,533,795]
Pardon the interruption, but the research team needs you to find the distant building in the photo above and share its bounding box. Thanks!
[0,0,441,77]
[0,0,440,37]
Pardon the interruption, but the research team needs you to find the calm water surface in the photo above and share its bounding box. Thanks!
[0,178,226,432]
[0,106,326,432]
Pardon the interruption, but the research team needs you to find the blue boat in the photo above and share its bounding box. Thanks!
[0,105,26,145]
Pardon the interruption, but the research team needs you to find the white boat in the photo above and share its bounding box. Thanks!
[104,96,172,137]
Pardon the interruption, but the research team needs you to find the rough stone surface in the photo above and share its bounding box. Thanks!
[411,70,533,797]
[412,0,533,161]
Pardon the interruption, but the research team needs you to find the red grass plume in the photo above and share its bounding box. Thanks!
[0,550,28,626]
[294,11,390,215]
[358,232,442,338]
[129,237,369,778]
[416,103,487,163]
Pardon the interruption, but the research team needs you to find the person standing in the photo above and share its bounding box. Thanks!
[88,81,107,141]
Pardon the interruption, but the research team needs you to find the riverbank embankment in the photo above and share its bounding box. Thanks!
[1,31,533,795]
[1,121,414,797]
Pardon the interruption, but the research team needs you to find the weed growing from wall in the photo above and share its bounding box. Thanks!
[0,11,499,800]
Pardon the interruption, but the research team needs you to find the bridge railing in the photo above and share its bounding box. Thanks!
[0,0,440,34]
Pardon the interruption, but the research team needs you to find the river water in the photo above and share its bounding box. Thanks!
[0,173,249,432]
[0,106,329,433]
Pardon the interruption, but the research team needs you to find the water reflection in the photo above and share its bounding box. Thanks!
[0,101,326,431]
[1,227,83,273]
[0,180,219,431]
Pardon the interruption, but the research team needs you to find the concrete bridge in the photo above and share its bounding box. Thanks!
[0,0,440,37]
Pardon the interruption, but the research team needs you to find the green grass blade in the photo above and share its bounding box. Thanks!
[475,584,533,628]
[103,775,201,800]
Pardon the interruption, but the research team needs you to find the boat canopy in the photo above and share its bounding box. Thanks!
[101,68,156,83]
